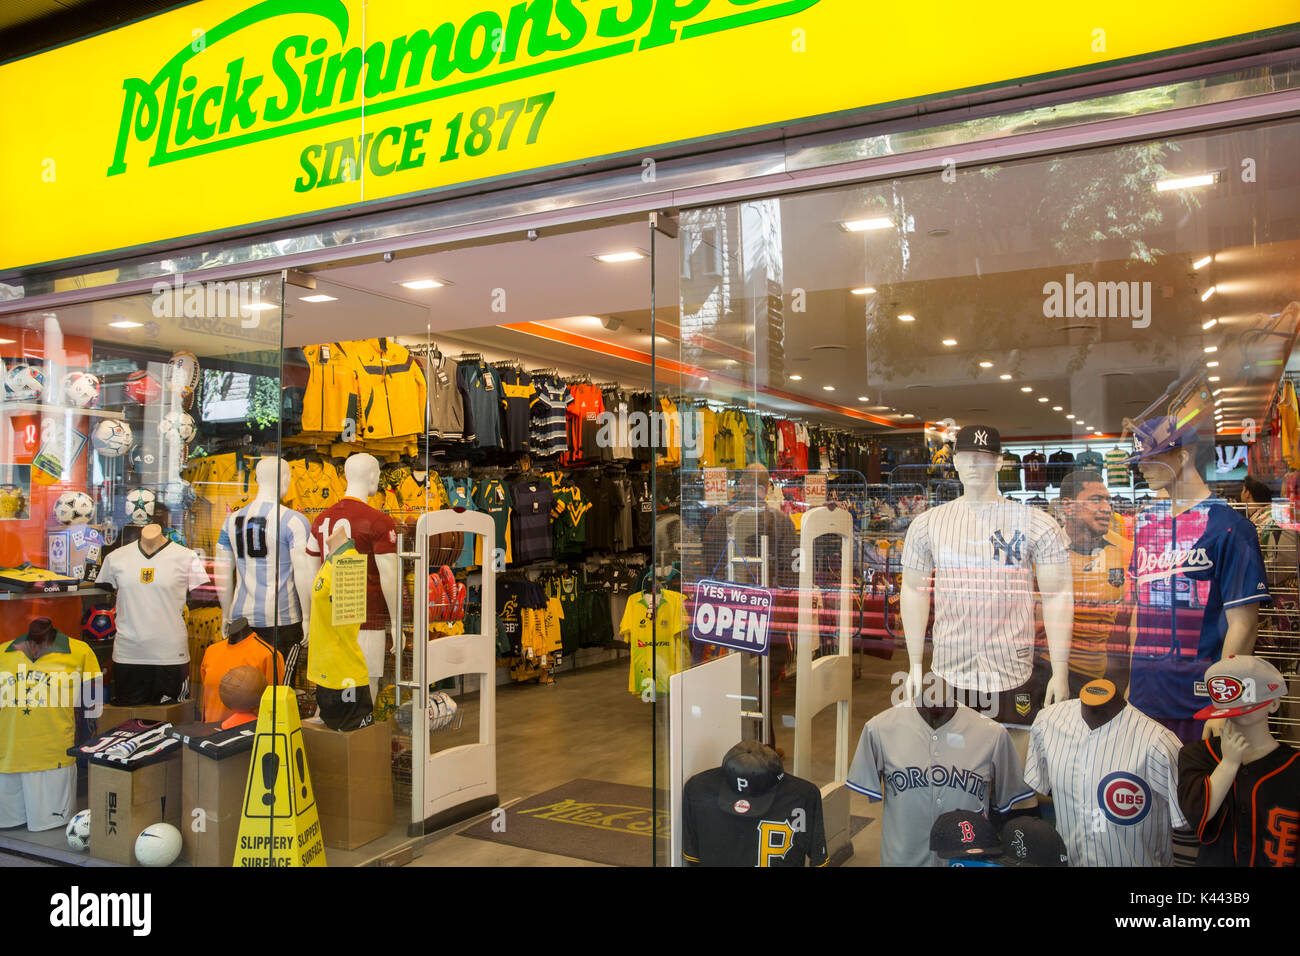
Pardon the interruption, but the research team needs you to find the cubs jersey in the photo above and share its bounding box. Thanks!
[98,540,211,665]
[0,631,101,773]
[219,501,311,627]
[847,703,1033,867]
[682,768,828,866]
[1025,700,1187,866]
[621,590,685,696]
[1129,498,1269,721]
[901,497,1069,692]
[1178,737,1300,867]
[306,539,369,691]
[306,497,398,631]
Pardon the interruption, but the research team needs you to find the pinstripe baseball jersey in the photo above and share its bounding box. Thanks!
[219,501,311,628]
[1025,700,1187,866]
[901,497,1069,692]
[846,703,1034,867]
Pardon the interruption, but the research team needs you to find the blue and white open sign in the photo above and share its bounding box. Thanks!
[690,579,774,655]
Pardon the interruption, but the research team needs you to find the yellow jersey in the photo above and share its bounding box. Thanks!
[1038,531,1134,680]
[301,344,363,436]
[286,459,346,513]
[621,590,685,695]
[0,632,102,773]
[306,539,369,691]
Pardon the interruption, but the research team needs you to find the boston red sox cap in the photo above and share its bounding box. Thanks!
[954,424,1001,456]
[717,740,784,817]
[999,818,1069,867]
[930,809,1003,860]
[1194,654,1287,720]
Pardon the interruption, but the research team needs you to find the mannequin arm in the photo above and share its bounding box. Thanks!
[1203,724,1249,818]
[1035,561,1074,704]
[1203,603,1261,738]
[900,566,932,700]
[291,545,315,639]
[214,545,235,623]
[375,551,400,650]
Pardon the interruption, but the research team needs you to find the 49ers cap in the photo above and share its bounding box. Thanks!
[717,740,784,817]
[1194,654,1287,720]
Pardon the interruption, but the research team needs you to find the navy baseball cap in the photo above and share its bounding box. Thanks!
[930,810,1003,860]
[999,818,1069,867]
[954,424,1001,456]
[718,741,784,817]
[1124,416,1199,464]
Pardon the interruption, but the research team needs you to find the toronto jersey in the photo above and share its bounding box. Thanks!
[1129,498,1269,719]
[1025,700,1186,866]
[847,703,1033,867]
[219,501,311,627]
[682,769,828,867]
[901,497,1069,691]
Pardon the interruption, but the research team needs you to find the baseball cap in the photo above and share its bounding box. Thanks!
[954,424,1001,456]
[1194,654,1287,720]
[930,810,1002,860]
[1124,415,1199,464]
[716,740,785,817]
[999,818,1069,867]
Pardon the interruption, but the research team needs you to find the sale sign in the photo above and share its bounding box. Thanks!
[703,467,728,506]
[805,473,826,506]
[690,578,774,655]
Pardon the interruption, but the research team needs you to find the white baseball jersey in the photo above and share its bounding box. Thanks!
[847,703,1034,866]
[902,496,1069,691]
[1025,700,1187,866]
[218,500,310,627]
[97,540,210,665]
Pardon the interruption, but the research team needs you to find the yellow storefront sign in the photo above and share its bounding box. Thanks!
[1,0,1296,271]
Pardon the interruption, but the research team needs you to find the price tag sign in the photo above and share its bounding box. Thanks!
[805,473,826,506]
[703,467,728,506]
[331,553,368,627]
[690,579,773,655]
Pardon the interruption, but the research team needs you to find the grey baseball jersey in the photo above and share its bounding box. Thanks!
[902,497,1069,692]
[1025,701,1187,866]
[846,703,1034,867]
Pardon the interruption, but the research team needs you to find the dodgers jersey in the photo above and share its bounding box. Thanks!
[902,497,1069,691]
[219,501,311,628]
[847,703,1034,867]
[1129,498,1269,720]
[1025,701,1187,866]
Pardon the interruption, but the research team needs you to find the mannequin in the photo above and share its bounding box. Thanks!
[308,523,375,731]
[215,457,314,655]
[1078,678,1125,729]
[140,522,165,555]
[304,453,398,700]
[1125,418,1268,743]
[902,425,1072,728]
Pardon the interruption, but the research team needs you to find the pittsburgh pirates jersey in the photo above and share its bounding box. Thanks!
[219,501,311,628]
[682,768,828,867]
[847,703,1033,867]
[1178,737,1300,867]
[901,497,1069,692]
[1025,700,1187,866]
[98,540,211,665]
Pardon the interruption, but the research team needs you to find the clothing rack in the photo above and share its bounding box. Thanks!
[456,351,483,362]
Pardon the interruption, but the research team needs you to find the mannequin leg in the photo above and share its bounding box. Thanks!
[357,628,385,700]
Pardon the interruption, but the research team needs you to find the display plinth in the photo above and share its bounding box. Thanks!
[301,718,393,849]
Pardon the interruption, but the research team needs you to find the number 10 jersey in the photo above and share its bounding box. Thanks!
[219,500,311,628]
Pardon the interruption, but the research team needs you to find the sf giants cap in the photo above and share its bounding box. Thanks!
[1124,415,1199,464]
[930,810,1003,860]
[999,818,1069,867]
[954,424,1001,456]
[1194,655,1287,720]
[717,740,784,817]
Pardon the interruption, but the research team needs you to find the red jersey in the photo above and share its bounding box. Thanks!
[564,384,605,465]
[306,497,398,630]
[777,421,798,470]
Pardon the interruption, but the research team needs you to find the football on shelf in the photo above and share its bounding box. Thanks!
[91,418,134,457]
[52,490,95,526]
[5,363,44,401]
[124,369,163,405]
[125,486,156,525]
[165,350,200,397]
[81,604,116,642]
[157,410,196,445]
[65,810,91,851]
[62,371,100,408]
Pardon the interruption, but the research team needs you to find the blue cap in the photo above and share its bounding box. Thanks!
[1124,416,1199,464]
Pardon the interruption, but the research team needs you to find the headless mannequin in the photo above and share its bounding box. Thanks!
[902,450,1073,708]
[916,672,958,730]
[215,457,314,640]
[1079,679,1126,730]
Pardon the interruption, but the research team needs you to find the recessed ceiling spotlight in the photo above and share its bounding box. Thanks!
[942,338,957,347]
[999,373,1013,381]
[851,287,877,295]
[400,278,445,290]
[1208,375,1221,382]
[1052,405,1063,411]
[1037,397,1049,403]
[109,320,143,329]
[1206,360,1219,368]
[840,217,894,232]
[898,313,916,323]
[594,250,647,263]
[1193,255,1213,270]
[1020,386,1033,393]
[858,396,870,402]
[1156,173,1218,192]
[979,361,994,368]
[823,385,835,391]
[299,294,337,303]
[243,302,278,312]
[1202,318,1218,330]
[1204,345,1218,353]
[788,374,803,381]
[1066,414,1075,420]
[1200,286,1216,302]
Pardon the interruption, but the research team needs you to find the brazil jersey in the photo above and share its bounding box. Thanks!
[0,631,101,773]
[621,590,685,696]
[306,539,369,691]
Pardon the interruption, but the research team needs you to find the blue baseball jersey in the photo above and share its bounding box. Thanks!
[1129,498,1269,720]
[219,501,311,627]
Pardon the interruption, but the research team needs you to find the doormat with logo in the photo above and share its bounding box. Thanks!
[458,778,873,867]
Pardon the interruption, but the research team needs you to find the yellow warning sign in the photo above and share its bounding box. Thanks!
[331,553,368,627]
[234,685,326,867]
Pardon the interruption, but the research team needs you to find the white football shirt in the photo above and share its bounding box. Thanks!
[98,539,210,664]
[1025,700,1187,866]
[219,500,310,627]
[901,497,1069,691]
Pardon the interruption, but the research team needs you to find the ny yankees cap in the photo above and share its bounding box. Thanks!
[1194,654,1287,720]
[999,818,1068,867]
[929,810,1002,859]
[718,740,784,817]
[954,424,1001,456]
[1123,415,1199,464]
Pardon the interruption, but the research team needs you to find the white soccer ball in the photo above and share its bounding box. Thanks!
[428,690,458,732]
[53,490,95,526]
[134,822,182,866]
[62,371,101,408]
[65,809,91,851]
[5,363,44,401]
[125,486,156,525]
[91,419,134,458]
[166,350,200,396]
[158,410,196,445]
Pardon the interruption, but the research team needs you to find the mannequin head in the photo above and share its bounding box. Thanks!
[1128,417,1203,495]
[954,451,999,492]
[343,453,380,497]
[254,456,292,502]
[1136,446,1190,493]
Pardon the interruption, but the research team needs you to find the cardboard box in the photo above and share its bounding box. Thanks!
[301,719,393,850]
[181,745,253,867]
[96,701,193,734]
[87,753,182,865]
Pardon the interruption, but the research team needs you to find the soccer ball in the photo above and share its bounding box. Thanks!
[91,419,133,458]
[125,486,156,525]
[158,411,196,445]
[53,490,95,526]
[428,690,458,732]
[166,351,200,397]
[82,604,116,642]
[62,371,100,408]
[134,822,182,867]
[5,363,44,401]
[124,369,162,405]
[66,810,91,851]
